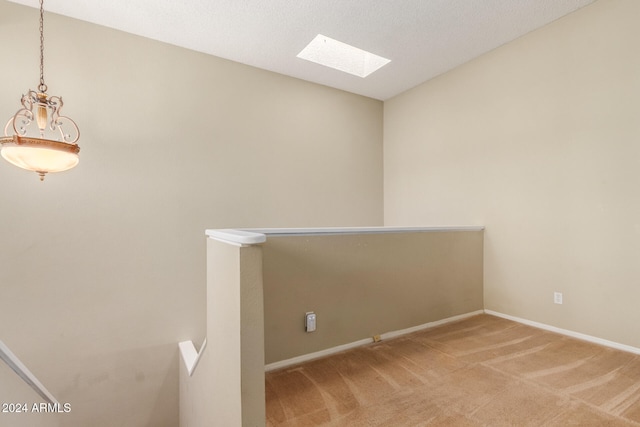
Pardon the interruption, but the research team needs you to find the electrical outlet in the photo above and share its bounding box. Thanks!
[305,312,316,332]
[554,292,563,305]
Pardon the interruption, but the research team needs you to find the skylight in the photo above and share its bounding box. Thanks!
[297,34,391,78]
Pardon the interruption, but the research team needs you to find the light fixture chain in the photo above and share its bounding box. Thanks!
[38,0,47,93]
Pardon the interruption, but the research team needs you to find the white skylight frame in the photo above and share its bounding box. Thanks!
[297,34,391,78]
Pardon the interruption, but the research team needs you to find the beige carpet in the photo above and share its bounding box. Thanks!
[265,314,640,426]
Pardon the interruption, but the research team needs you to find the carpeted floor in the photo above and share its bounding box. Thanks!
[265,314,640,426]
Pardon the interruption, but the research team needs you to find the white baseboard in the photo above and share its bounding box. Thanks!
[379,310,485,340]
[485,310,640,356]
[265,309,485,372]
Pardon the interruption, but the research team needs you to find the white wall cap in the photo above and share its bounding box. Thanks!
[205,229,267,246]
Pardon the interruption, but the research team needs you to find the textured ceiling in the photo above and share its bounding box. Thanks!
[7,0,597,100]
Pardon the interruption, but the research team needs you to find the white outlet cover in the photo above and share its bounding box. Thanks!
[305,312,316,332]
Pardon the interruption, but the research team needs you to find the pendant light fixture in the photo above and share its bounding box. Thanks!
[1,0,80,181]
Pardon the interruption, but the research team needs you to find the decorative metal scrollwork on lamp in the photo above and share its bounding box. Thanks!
[1,0,80,181]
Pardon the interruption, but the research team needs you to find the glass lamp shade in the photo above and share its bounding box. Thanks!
[0,135,79,181]
[2,89,81,181]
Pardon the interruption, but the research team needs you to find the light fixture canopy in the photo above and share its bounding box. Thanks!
[1,0,80,181]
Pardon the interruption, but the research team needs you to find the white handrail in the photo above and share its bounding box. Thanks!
[0,339,59,404]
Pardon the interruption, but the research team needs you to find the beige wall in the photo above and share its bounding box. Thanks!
[0,1,382,425]
[262,231,483,364]
[384,0,640,347]
[179,239,265,427]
